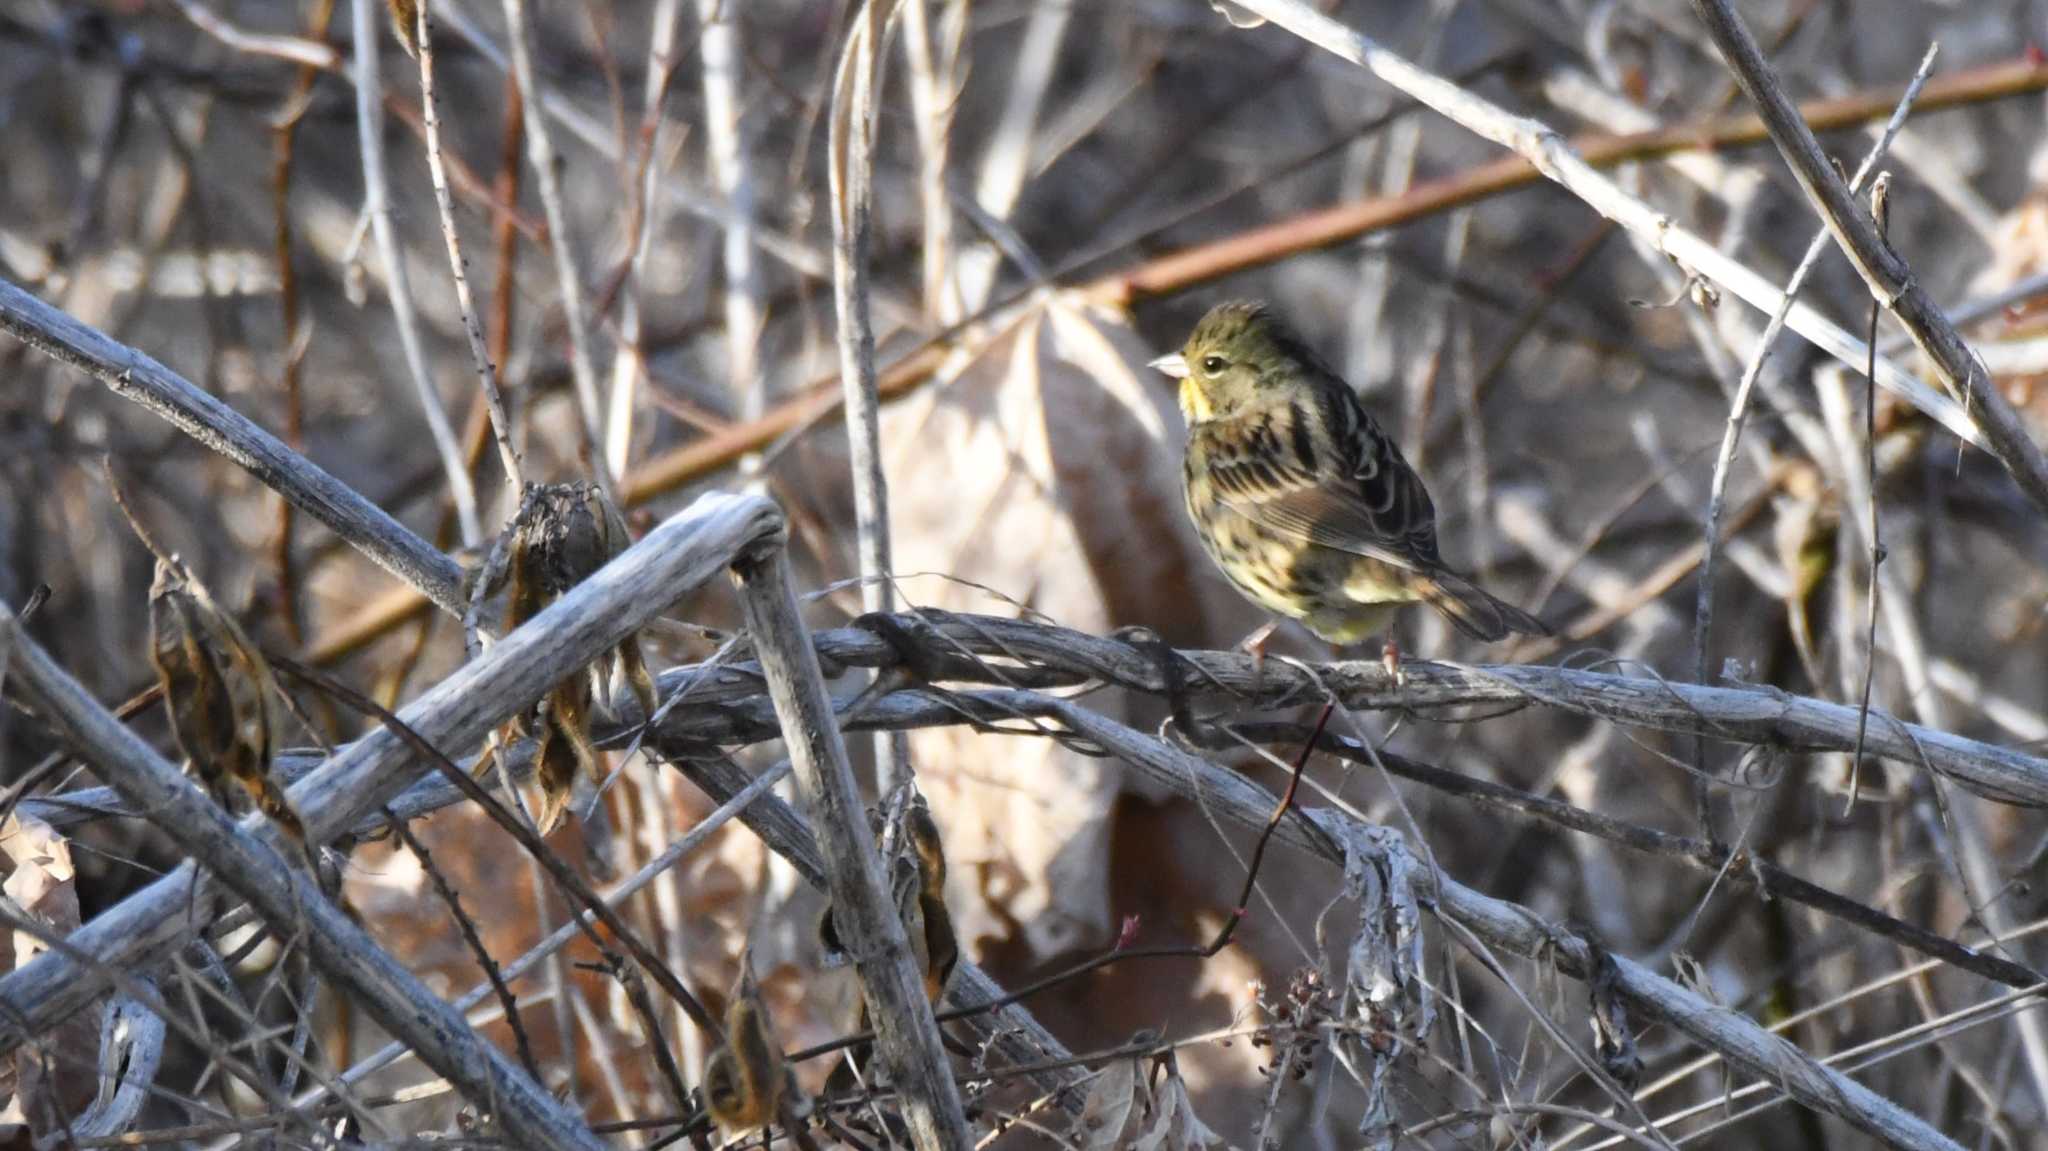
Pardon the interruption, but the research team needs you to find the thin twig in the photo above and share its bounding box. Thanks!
[1692,46,1936,835]
[350,0,480,545]
[1688,0,2048,518]
[1,605,605,1151]
[413,2,524,496]
[499,0,614,499]
[828,0,909,787]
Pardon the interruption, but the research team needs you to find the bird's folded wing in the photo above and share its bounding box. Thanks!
[1197,413,1444,574]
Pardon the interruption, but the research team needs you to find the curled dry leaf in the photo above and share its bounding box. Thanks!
[1130,1056,1226,1151]
[497,482,659,833]
[1071,1054,1140,1151]
[702,967,800,1140]
[1,812,95,1139]
[148,559,309,854]
[879,292,1246,957]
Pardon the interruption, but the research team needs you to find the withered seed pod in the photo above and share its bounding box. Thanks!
[496,483,658,832]
[702,969,795,1138]
[148,559,309,854]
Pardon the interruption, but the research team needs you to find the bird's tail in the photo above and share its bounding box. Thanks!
[1419,571,1552,641]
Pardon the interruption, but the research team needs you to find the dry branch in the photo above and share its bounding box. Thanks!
[0,493,782,1051]
[2,606,607,1151]
[609,53,2048,509]
[1688,0,2048,517]
[729,542,973,1150]
[0,276,468,615]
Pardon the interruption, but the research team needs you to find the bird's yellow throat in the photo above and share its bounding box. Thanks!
[1178,377,1213,423]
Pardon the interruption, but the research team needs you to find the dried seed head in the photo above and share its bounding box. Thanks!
[147,559,307,850]
[495,483,659,830]
[386,0,420,58]
[703,970,790,1138]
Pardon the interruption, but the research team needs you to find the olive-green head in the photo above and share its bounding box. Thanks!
[1150,300,1319,424]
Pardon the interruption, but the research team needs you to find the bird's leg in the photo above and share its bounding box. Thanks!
[1238,619,1281,685]
[1381,634,1405,687]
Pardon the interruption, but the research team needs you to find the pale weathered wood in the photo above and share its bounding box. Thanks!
[0,493,781,1049]
[3,607,606,1151]
[729,543,972,1151]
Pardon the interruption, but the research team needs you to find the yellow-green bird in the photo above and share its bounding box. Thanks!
[1153,301,1549,660]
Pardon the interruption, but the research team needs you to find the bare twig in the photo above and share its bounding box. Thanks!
[1,604,606,1151]
[698,0,765,417]
[413,1,524,496]
[350,0,480,544]
[1225,0,1984,456]
[0,275,468,615]
[499,0,612,497]
[1692,46,1935,831]
[0,494,782,1050]
[828,1,909,786]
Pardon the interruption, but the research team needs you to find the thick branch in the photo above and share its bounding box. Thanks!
[728,544,972,1151]
[0,493,782,1047]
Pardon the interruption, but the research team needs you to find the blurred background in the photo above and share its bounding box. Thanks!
[3,0,2048,1146]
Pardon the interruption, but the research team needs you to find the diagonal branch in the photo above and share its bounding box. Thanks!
[1226,0,2040,507]
[1687,0,2048,517]
[0,276,468,615]
[0,493,781,1048]
[1,605,606,1151]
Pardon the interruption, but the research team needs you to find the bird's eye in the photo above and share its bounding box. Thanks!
[1200,355,1228,374]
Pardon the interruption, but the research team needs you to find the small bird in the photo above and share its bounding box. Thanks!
[1153,301,1548,667]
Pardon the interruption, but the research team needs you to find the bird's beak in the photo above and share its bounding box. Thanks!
[1149,352,1188,379]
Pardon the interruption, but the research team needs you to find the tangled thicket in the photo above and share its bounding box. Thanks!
[3,1,2048,1149]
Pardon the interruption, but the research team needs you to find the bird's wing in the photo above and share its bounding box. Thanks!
[1197,389,1445,573]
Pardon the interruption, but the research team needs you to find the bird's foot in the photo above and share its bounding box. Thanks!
[1238,620,1281,686]
[1382,635,1406,687]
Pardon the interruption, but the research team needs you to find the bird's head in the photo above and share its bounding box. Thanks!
[1150,300,1318,424]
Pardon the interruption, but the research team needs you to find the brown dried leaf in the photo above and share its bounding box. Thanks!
[1130,1060,1226,1151]
[2,812,94,1138]
[704,969,796,1139]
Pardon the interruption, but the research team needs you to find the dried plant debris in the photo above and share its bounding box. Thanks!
[491,482,658,833]
[1334,824,1432,1145]
[385,0,419,57]
[700,966,801,1141]
[147,558,310,854]
[1587,942,1643,1091]
[819,793,958,1004]
[819,791,960,1102]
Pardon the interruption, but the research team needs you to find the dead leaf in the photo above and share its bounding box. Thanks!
[1131,1059,1226,1151]
[1072,1057,1140,1151]
[1,813,94,1140]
